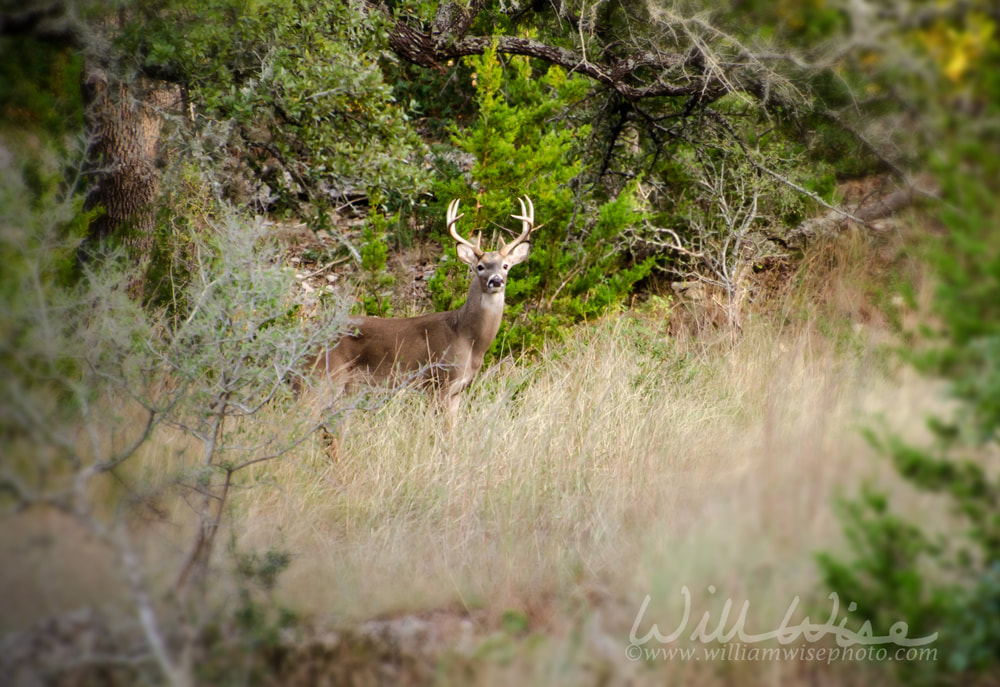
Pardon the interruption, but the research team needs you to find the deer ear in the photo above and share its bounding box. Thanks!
[456,243,479,266]
[506,241,531,266]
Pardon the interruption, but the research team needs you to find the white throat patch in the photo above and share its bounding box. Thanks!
[480,292,505,314]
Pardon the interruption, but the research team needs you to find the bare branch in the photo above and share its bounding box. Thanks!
[706,109,869,225]
[116,523,190,687]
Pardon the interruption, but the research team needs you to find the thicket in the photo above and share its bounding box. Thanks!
[0,146,340,685]
[113,0,430,209]
[25,0,889,357]
[817,10,1000,685]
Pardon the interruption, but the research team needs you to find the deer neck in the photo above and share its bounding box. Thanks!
[457,277,504,357]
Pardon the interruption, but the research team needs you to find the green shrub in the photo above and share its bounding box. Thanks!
[429,43,653,358]
[357,193,397,317]
[115,0,429,210]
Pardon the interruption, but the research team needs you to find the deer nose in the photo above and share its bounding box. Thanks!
[487,274,505,290]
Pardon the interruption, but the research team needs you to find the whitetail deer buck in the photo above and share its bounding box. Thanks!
[313,196,535,414]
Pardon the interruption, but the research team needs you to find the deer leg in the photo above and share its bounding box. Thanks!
[317,376,352,462]
[444,392,461,415]
[321,424,342,462]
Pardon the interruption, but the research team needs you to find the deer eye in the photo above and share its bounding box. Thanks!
[476,264,485,271]
[502,263,509,270]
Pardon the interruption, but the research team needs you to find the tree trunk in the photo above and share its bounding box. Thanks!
[82,63,168,257]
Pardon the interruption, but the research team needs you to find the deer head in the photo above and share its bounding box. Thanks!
[447,196,534,295]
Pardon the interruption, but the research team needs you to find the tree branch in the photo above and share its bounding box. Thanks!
[375,2,720,101]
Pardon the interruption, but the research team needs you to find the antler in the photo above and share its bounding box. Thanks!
[446,199,483,258]
[501,196,534,256]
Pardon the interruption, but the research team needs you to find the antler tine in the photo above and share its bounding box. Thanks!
[501,196,534,256]
[446,198,482,257]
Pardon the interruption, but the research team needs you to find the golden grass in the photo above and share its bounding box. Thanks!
[1,232,948,684]
[224,287,944,683]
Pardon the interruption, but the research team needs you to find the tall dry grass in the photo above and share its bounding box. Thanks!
[1,233,945,685]
[223,244,940,682]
